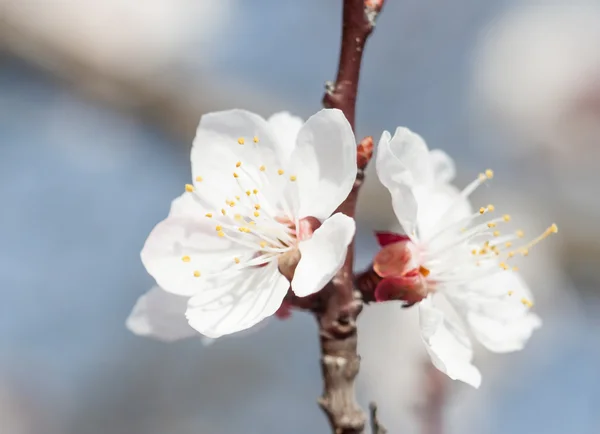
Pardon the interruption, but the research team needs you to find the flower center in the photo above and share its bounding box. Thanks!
[180,135,302,278]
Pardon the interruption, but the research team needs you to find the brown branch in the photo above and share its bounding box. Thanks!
[314,1,385,433]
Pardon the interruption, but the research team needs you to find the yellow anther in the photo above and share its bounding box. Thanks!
[460,228,467,232]
[181,255,191,263]
[205,213,213,218]
[521,248,529,256]
[253,136,259,143]
[234,257,241,264]
[233,172,239,178]
[471,249,477,255]
[253,189,258,194]
[235,195,240,201]
[249,221,256,226]
[254,211,260,217]
[234,213,242,221]
[195,176,203,182]
[499,262,509,270]
[485,169,494,179]
[290,175,297,181]
[512,266,519,271]
[236,161,242,168]
[484,241,490,247]
[505,241,512,248]
[221,208,226,215]
[487,222,497,228]
[238,137,245,145]
[521,298,533,308]
[254,204,261,210]
[217,231,225,237]
[260,241,267,248]
[229,201,235,208]
[185,184,195,192]
[238,227,251,233]
[493,230,500,237]
[479,207,486,214]
[419,266,431,277]
[503,214,511,222]
[479,249,488,255]
[508,251,515,258]
[215,225,223,232]
[487,204,495,212]
[259,165,266,171]
[278,169,284,175]
[508,291,514,296]
[516,230,525,238]
[246,190,252,196]
[549,223,558,234]
[478,173,486,181]
[193,270,201,278]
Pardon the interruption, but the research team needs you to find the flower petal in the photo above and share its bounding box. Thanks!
[377,127,434,190]
[389,184,419,238]
[417,183,472,242]
[126,286,197,342]
[267,111,304,165]
[141,216,253,296]
[292,213,356,297]
[429,149,456,184]
[190,109,286,210]
[286,109,357,220]
[453,272,542,353]
[186,260,289,338]
[419,296,482,388]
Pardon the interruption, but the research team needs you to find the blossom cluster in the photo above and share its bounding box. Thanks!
[126,109,556,387]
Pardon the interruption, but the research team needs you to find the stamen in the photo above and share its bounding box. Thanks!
[479,207,486,214]
[487,222,497,228]
[234,257,241,264]
[259,165,266,171]
[221,209,226,215]
[181,256,190,262]
[290,175,297,182]
[185,184,194,192]
[485,169,494,179]
[512,266,519,271]
[254,211,260,217]
[499,262,509,270]
[195,176,203,182]
[516,230,525,238]
[503,214,511,222]
[487,204,495,212]
[193,270,201,277]
[493,230,500,237]
[521,298,533,308]
[205,213,213,218]
[253,136,259,143]
[233,172,239,178]
[505,242,512,248]
[236,162,241,168]
[508,291,514,296]
[238,137,245,145]
[278,169,284,176]
[253,189,258,195]
[215,225,223,232]
[246,190,251,196]
[217,231,225,237]
[260,241,267,248]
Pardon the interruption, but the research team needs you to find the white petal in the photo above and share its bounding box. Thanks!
[186,260,289,338]
[292,213,356,297]
[419,296,482,388]
[286,109,357,220]
[126,286,197,342]
[190,109,286,210]
[389,185,419,239]
[429,149,456,184]
[141,216,253,296]
[454,272,542,353]
[417,183,472,241]
[377,127,434,190]
[168,191,206,218]
[267,111,304,165]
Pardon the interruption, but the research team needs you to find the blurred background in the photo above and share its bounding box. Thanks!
[1,0,599,433]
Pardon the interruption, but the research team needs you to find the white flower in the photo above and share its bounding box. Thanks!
[375,127,555,387]
[133,109,357,339]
